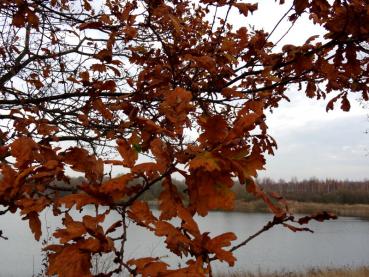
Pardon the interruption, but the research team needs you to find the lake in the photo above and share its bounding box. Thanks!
[1,209,369,276]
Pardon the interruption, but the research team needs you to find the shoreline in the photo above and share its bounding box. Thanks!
[233,199,369,219]
[147,200,369,219]
[217,266,369,277]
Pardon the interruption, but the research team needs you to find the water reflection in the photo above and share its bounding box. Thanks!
[1,209,369,276]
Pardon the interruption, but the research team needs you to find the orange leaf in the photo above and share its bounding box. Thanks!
[92,98,114,120]
[160,88,193,134]
[205,232,237,266]
[132,162,159,176]
[12,11,26,27]
[341,95,351,112]
[150,138,171,173]
[54,214,86,244]
[24,211,42,241]
[99,173,133,199]
[189,151,221,172]
[128,258,169,277]
[176,205,200,237]
[193,55,216,73]
[90,63,107,72]
[198,115,229,145]
[159,178,182,220]
[117,139,138,168]
[27,10,39,28]
[233,3,258,17]
[57,193,100,210]
[187,171,234,216]
[124,26,137,39]
[83,0,92,11]
[79,71,90,82]
[10,137,38,168]
[79,238,101,252]
[128,201,157,227]
[47,244,92,277]
[105,220,123,235]
[95,48,112,62]
[154,221,191,256]
[62,147,104,182]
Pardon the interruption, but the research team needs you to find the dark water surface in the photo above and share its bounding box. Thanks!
[1,209,369,276]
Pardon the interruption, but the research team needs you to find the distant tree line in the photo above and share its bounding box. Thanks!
[44,176,369,204]
[258,177,369,204]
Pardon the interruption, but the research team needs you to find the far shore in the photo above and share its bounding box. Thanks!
[233,199,369,219]
[217,266,369,277]
[147,200,369,219]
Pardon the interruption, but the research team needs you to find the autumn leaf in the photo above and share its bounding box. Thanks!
[306,81,316,98]
[90,63,107,72]
[221,87,245,99]
[18,197,49,215]
[326,94,341,112]
[294,0,309,14]
[198,115,229,146]
[150,138,171,173]
[57,193,100,210]
[159,178,182,220]
[10,137,38,168]
[205,232,237,266]
[187,171,234,216]
[124,26,137,39]
[95,48,112,62]
[24,211,42,241]
[27,10,39,28]
[233,3,258,17]
[283,223,313,233]
[47,244,92,277]
[117,139,138,168]
[12,12,26,27]
[132,162,160,177]
[79,21,103,30]
[105,221,123,235]
[79,71,90,82]
[62,147,104,182]
[160,87,193,134]
[245,178,286,218]
[192,55,217,73]
[297,211,337,225]
[189,151,221,172]
[340,95,351,112]
[92,98,114,120]
[154,221,191,256]
[176,205,200,237]
[128,201,157,228]
[99,173,134,201]
[82,0,92,11]
[128,257,169,277]
[54,214,86,244]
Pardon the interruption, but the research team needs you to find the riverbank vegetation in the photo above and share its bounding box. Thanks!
[141,178,369,217]
[218,266,369,277]
[233,200,369,218]
[139,177,369,203]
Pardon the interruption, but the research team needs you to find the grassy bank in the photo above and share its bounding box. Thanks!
[217,266,369,277]
[233,200,369,218]
[147,199,369,218]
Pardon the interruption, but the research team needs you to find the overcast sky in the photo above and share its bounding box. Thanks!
[258,92,369,181]
[230,1,369,181]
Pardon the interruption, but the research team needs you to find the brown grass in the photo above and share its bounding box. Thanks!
[217,266,369,277]
[234,200,369,219]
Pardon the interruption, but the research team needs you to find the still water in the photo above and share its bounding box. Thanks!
[0,209,369,276]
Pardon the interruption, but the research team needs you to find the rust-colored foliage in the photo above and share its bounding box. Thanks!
[0,0,368,276]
